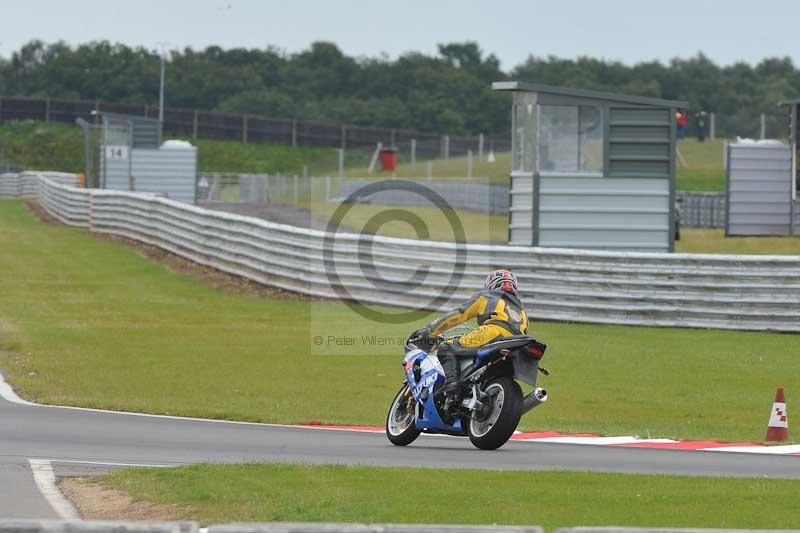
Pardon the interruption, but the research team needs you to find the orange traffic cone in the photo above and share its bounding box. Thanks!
[765,388,789,442]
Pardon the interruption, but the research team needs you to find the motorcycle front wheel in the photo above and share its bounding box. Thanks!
[386,383,421,446]
[468,376,522,450]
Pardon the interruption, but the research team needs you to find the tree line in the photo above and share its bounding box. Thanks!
[0,40,798,137]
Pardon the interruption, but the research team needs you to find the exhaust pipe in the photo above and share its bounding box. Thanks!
[522,387,547,414]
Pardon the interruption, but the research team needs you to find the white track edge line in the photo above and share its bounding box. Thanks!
[0,370,351,431]
[28,459,80,519]
[0,372,36,405]
[48,459,176,468]
[4,372,799,455]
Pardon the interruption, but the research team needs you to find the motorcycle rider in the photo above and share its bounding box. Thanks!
[412,269,528,413]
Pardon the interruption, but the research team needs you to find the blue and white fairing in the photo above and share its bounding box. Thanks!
[402,347,464,433]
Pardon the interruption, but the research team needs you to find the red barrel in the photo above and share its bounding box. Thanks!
[379,147,398,171]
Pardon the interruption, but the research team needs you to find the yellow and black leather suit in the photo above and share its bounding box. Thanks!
[426,289,529,348]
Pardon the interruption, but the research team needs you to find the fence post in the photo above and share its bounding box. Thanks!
[427,160,433,180]
[478,133,484,162]
[94,99,100,125]
[761,113,766,139]
[293,175,299,203]
[338,148,344,179]
[710,198,715,228]
[291,119,298,147]
[341,125,347,150]
[442,135,450,161]
[410,139,416,170]
[467,149,473,178]
[325,176,331,202]
[192,110,199,139]
[242,114,248,143]
[709,112,715,140]
[723,141,728,172]
[44,98,51,123]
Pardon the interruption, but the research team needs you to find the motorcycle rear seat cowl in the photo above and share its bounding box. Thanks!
[449,335,536,357]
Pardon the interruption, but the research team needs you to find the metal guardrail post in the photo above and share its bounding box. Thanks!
[710,112,715,140]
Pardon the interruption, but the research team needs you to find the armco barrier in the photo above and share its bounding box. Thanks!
[3,174,800,332]
[0,171,78,197]
[3,523,799,533]
[0,520,193,533]
[0,521,543,533]
[209,524,542,532]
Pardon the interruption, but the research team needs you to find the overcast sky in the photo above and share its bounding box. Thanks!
[1,0,798,69]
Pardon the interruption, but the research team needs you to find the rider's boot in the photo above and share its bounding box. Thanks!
[443,382,461,414]
[439,345,461,415]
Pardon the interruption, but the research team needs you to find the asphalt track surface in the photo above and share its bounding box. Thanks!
[2,384,800,519]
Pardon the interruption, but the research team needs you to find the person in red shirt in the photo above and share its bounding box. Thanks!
[676,111,687,139]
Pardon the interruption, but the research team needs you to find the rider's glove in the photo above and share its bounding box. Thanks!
[410,327,431,341]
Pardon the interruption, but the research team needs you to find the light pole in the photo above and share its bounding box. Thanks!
[156,42,169,123]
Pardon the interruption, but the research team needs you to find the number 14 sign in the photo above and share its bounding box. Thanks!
[105,146,129,159]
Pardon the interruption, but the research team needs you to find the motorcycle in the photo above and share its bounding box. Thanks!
[385,326,550,450]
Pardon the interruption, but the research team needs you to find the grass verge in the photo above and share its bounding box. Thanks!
[305,200,507,242]
[676,229,800,254]
[92,463,800,528]
[676,139,726,191]
[1,198,799,442]
[0,121,338,175]
[2,122,728,190]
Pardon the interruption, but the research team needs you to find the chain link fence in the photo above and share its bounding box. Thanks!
[0,95,509,154]
[681,110,790,141]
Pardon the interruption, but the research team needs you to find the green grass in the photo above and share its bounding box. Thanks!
[677,229,800,254]
[341,151,512,184]
[1,122,729,190]
[96,463,800,528]
[306,200,507,242]
[676,138,726,191]
[0,122,86,172]
[1,198,799,442]
[0,121,339,176]
[354,139,728,191]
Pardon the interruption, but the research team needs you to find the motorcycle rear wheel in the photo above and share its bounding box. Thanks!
[467,377,522,450]
[386,384,421,446]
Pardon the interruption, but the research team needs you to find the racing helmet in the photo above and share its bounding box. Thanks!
[484,269,518,295]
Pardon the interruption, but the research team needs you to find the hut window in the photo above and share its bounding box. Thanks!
[538,105,603,174]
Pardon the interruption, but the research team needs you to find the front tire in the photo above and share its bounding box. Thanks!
[386,384,421,446]
[468,377,522,450]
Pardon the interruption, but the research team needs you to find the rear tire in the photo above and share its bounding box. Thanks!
[468,377,522,450]
[386,384,421,446]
